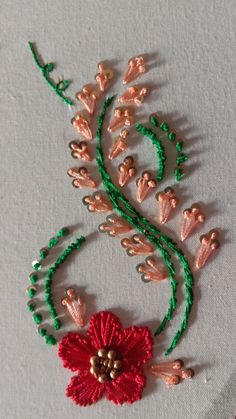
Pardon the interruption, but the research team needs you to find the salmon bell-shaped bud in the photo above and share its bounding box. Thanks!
[67,167,97,189]
[119,86,148,106]
[95,62,113,92]
[69,141,92,162]
[71,112,93,141]
[194,229,220,269]
[107,108,134,132]
[123,56,146,85]
[121,234,155,256]
[75,84,100,115]
[82,191,113,213]
[136,171,157,203]
[156,187,179,224]
[136,256,167,282]
[108,129,129,160]
[98,214,133,237]
[118,156,136,187]
[180,204,205,241]
[148,359,194,386]
[61,288,86,328]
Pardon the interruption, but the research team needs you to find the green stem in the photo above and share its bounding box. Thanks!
[28,42,74,106]
[45,236,86,330]
[135,123,166,181]
[96,97,194,356]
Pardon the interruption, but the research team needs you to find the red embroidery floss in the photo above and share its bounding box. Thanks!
[58,311,153,406]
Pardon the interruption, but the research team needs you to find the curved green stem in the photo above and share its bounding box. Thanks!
[45,236,86,330]
[28,42,74,106]
[135,123,166,181]
[96,97,194,356]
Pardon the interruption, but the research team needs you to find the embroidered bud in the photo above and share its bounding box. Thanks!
[119,86,148,106]
[95,62,113,92]
[99,214,132,236]
[148,359,194,386]
[136,171,157,203]
[118,156,136,187]
[107,108,134,133]
[71,112,93,140]
[123,56,146,85]
[156,187,178,224]
[61,288,86,328]
[108,129,129,160]
[67,167,97,189]
[82,191,113,213]
[69,141,92,162]
[136,256,167,282]
[194,229,220,269]
[75,84,100,115]
[180,204,205,241]
[121,234,155,256]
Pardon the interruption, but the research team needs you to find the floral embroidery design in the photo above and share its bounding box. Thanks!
[58,311,153,406]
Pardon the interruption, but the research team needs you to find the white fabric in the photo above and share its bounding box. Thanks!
[0,0,236,418]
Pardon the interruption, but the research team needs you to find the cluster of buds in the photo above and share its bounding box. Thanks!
[149,359,194,386]
[121,234,155,256]
[156,187,178,224]
[180,204,205,241]
[99,214,133,237]
[118,156,137,187]
[82,192,113,213]
[67,167,97,189]
[69,141,92,162]
[136,256,167,282]
[61,288,85,328]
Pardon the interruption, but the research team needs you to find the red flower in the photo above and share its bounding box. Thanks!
[58,311,153,406]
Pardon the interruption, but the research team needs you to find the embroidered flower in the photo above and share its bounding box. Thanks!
[58,311,153,406]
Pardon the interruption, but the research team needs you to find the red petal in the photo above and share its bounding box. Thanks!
[87,311,122,349]
[105,369,146,404]
[58,332,95,372]
[66,370,104,406]
[116,326,153,368]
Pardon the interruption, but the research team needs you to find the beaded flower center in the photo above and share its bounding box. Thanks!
[90,348,122,383]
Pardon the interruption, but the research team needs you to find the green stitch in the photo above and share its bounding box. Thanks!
[27,302,35,312]
[44,335,57,345]
[29,273,38,284]
[136,123,166,181]
[44,236,86,331]
[150,116,188,181]
[96,97,194,356]
[28,42,73,106]
[33,313,43,325]
[27,287,37,299]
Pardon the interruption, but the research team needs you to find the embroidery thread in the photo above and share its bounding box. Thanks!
[28,42,73,106]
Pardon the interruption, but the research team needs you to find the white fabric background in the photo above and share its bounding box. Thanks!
[0,1,235,418]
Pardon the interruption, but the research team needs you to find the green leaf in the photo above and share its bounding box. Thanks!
[56,79,70,91]
[43,62,55,74]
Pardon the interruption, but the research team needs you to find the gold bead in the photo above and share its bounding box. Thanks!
[108,359,114,368]
[103,359,109,367]
[90,355,99,365]
[114,359,122,369]
[90,366,99,376]
[98,374,108,384]
[98,348,107,358]
[110,369,119,380]
[107,350,116,360]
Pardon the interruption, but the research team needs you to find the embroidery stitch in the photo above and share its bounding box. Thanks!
[26,230,85,344]
[95,97,194,355]
[28,42,73,106]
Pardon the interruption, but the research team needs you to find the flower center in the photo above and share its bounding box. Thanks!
[89,348,122,383]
